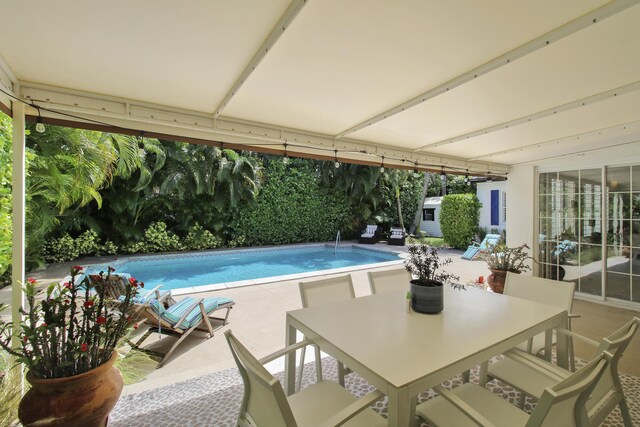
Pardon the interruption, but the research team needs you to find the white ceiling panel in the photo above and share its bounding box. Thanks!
[428,90,640,159]
[222,0,607,134]
[0,0,290,112]
[351,3,640,150]
[0,0,639,172]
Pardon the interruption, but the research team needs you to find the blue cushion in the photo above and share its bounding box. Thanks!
[149,296,234,330]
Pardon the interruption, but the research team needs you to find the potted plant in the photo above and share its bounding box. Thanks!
[0,266,140,427]
[482,242,532,293]
[404,245,459,313]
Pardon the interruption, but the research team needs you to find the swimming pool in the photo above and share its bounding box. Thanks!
[86,244,402,294]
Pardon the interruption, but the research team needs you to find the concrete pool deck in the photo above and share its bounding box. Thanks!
[2,242,639,396]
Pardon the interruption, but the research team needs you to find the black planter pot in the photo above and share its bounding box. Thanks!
[550,265,566,281]
[410,279,443,314]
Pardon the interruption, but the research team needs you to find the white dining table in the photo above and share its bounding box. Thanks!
[284,285,568,427]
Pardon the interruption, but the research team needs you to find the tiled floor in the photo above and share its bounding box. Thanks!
[110,355,640,426]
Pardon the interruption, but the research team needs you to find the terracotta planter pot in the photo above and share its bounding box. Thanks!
[19,351,123,427]
[410,279,443,314]
[487,269,509,294]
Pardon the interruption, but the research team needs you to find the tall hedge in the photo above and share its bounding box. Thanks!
[233,160,353,245]
[439,194,481,249]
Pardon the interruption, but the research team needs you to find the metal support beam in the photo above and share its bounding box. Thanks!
[213,0,308,117]
[18,82,509,174]
[335,0,640,139]
[11,92,25,349]
[416,80,640,152]
[471,119,640,161]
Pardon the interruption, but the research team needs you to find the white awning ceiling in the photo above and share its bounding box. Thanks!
[1,0,639,175]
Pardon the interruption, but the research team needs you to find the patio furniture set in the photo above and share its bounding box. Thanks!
[225,268,638,426]
[359,224,406,246]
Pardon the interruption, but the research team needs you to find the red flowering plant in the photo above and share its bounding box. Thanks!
[0,266,140,379]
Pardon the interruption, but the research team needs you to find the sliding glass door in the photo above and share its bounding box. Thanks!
[538,165,640,304]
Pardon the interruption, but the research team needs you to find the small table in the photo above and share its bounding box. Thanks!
[285,286,568,427]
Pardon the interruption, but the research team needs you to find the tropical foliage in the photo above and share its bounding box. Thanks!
[0,115,11,286]
[0,113,478,277]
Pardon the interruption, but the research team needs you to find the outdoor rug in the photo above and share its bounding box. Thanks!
[110,356,639,426]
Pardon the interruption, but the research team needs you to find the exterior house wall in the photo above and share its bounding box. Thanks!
[506,165,536,274]
[419,197,442,237]
[477,181,507,233]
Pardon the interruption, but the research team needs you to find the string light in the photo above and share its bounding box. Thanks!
[334,149,340,168]
[440,167,446,178]
[414,161,419,174]
[0,87,511,179]
[464,169,470,184]
[35,107,46,133]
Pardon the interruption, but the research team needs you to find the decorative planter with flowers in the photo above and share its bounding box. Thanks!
[0,266,140,426]
[481,242,532,293]
[404,245,460,314]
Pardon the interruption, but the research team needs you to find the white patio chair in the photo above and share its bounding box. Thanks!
[297,275,355,391]
[503,272,579,370]
[482,317,638,426]
[416,350,611,427]
[367,267,410,295]
[225,330,386,427]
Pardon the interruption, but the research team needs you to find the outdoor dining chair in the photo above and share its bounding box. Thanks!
[416,351,611,427]
[297,275,355,391]
[367,267,411,294]
[225,330,386,427]
[134,294,235,367]
[482,317,639,426]
[502,272,579,371]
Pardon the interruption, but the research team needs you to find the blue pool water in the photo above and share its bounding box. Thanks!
[87,245,401,291]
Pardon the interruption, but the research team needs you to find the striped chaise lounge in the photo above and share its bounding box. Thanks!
[461,233,501,260]
[134,294,235,367]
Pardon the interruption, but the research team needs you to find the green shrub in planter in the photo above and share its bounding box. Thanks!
[440,194,481,249]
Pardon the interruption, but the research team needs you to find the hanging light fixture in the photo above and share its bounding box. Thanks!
[413,161,419,174]
[440,167,446,178]
[464,169,470,184]
[35,107,46,133]
[487,172,493,182]
[334,150,340,168]
[380,156,385,173]
[282,143,289,164]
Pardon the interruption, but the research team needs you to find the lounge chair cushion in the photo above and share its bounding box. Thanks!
[119,288,172,305]
[150,296,234,330]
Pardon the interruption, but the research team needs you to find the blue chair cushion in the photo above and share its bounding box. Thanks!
[149,296,234,330]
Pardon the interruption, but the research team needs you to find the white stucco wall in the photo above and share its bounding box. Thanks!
[476,181,507,232]
[505,165,536,273]
[419,197,442,237]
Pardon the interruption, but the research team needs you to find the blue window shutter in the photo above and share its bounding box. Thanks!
[490,190,499,226]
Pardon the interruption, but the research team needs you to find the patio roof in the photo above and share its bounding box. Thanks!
[1,1,640,175]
